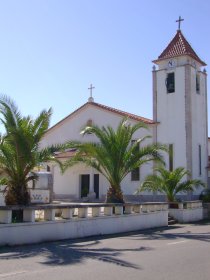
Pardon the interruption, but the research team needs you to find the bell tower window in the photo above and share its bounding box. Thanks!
[166,72,175,93]
[169,144,174,171]
[199,145,202,176]
[196,74,200,93]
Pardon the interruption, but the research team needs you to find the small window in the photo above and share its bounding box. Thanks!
[131,139,140,181]
[166,73,175,93]
[199,145,202,176]
[86,119,93,134]
[196,74,200,93]
[86,119,93,127]
[131,167,140,181]
[131,139,138,147]
[169,144,173,171]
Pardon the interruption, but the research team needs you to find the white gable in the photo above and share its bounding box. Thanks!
[40,102,154,200]
[40,102,153,148]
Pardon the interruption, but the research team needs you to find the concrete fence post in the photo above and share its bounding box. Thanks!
[62,208,73,219]
[104,207,113,216]
[92,207,100,217]
[115,206,123,215]
[0,210,12,224]
[44,209,56,221]
[124,205,132,214]
[133,205,141,213]
[23,209,35,222]
[78,208,88,218]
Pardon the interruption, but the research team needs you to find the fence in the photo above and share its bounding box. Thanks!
[0,202,168,246]
[168,200,203,223]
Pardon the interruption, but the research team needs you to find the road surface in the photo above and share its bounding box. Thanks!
[0,221,210,280]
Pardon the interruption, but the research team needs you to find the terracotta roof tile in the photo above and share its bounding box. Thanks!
[91,102,155,124]
[153,30,206,66]
[47,101,155,133]
[55,149,78,158]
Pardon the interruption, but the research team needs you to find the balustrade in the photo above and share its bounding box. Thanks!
[0,202,168,224]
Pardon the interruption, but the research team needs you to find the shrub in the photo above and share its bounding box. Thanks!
[199,189,210,202]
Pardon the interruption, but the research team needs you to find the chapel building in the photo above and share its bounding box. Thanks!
[41,25,208,201]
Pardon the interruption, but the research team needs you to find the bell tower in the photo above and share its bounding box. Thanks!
[152,21,208,189]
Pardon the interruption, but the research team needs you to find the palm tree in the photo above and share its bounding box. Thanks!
[63,118,166,203]
[0,95,65,205]
[137,166,205,202]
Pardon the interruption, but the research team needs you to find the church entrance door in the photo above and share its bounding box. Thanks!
[94,174,99,199]
[80,174,90,198]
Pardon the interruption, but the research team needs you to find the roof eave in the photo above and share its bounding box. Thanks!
[152,54,206,66]
[45,101,156,135]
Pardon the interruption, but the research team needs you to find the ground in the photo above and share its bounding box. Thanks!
[0,221,210,280]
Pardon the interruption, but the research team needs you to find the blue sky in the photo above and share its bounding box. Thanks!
[0,0,209,131]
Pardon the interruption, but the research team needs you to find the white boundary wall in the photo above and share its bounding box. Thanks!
[0,203,168,246]
[169,201,203,223]
[169,208,203,223]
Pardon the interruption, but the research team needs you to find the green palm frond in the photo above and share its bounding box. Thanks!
[64,117,167,201]
[0,95,66,205]
[137,165,205,202]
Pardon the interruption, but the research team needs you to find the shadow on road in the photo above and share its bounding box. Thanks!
[0,238,153,269]
[120,221,210,243]
[0,221,209,269]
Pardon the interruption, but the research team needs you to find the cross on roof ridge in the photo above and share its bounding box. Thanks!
[88,84,95,102]
[176,16,184,30]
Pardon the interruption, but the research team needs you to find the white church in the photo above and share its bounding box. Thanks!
[40,24,208,202]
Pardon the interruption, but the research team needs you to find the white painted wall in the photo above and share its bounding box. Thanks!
[41,103,154,199]
[191,69,208,188]
[40,104,152,147]
[155,64,187,170]
[0,193,5,206]
[155,57,208,190]
[0,211,168,246]
[169,208,203,223]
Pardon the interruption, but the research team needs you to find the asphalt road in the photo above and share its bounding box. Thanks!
[0,221,210,280]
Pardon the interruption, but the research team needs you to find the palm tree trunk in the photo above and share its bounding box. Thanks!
[5,185,30,205]
[106,185,124,203]
[16,185,30,205]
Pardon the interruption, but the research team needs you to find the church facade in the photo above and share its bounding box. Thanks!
[41,27,208,201]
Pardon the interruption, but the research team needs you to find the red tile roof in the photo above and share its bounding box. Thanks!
[91,102,155,124]
[153,30,206,66]
[54,149,78,158]
[47,101,155,133]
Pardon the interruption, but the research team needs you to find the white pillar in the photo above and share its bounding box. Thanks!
[92,207,100,217]
[0,210,12,223]
[156,204,161,211]
[149,204,155,212]
[162,204,168,211]
[133,205,141,213]
[104,207,113,216]
[89,170,94,193]
[178,203,183,209]
[78,208,88,218]
[142,205,148,213]
[44,209,56,221]
[88,168,96,199]
[115,206,123,215]
[62,208,73,219]
[124,205,132,214]
[23,209,35,222]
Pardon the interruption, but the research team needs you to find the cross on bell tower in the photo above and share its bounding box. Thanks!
[176,16,184,30]
[88,84,95,102]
